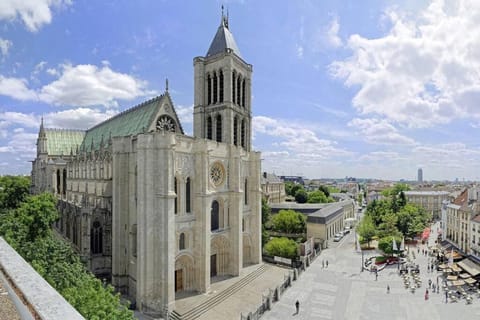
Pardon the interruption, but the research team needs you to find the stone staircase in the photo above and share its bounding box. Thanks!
[171,264,271,320]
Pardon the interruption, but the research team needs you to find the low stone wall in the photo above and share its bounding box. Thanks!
[0,237,84,320]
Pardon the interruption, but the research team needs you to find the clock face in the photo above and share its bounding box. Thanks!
[156,115,176,132]
[210,162,225,186]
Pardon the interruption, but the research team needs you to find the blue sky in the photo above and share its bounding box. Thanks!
[1,0,480,181]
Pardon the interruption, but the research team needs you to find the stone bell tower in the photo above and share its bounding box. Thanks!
[193,10,253,151]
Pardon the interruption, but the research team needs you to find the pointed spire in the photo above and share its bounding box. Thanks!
[221,5,229,29]
[165,78,169,92]
[39,116,46,137]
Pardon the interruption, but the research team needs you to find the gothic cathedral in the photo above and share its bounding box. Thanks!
[30,13,261,317]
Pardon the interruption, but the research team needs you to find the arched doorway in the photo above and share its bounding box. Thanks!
[175,254,194,293]
[243,234,252,267]
[211,235,230,278]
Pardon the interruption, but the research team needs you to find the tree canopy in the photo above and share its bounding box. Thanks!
[0,176,134,320]
[271,209,306,234]
[294,189,308,203]
[264,237,298,259]
[0,175,30,211]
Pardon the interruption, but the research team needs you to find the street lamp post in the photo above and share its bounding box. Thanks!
[361,250,364,272]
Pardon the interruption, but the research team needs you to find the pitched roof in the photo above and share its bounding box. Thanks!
[80,93,183,150]
[45,129,85,155]
[206,17,242,58]
[453,188,468,206]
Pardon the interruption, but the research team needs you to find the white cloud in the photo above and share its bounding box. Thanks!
[0,76,37,100]
[0,38,12,56]
[45,108,116,129]
[358,151,403,162]
[0,111,39,128]
[253,115,351,157]
[0,0,72,32]
[46,68,58,76]
[348,118,416,145]
[38,64,154,107]
[326,17,342,48]
[331,0,480,127]
[175,105,193,125]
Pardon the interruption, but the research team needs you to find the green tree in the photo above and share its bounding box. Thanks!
[294,189,308,203]
[261,199,271,246]
[0,175,30,210]
[378,212,399,238]
[365,199,392,227]
[396,203,429,239]
[318,185,330,197]
[307,190,329,203]
[357,215,376,247]
[264,237,298,259]
[378,237,401,255]
[284,182,294,196]
[0,191,134,319]
[290,184,303,197]
[398,191,407,208]
[271,209,306,234]
[261,198,271,225]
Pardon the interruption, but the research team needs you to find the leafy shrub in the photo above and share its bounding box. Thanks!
[264,237,298,259]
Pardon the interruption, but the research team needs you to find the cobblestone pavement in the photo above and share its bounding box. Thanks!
[263,222,480,320]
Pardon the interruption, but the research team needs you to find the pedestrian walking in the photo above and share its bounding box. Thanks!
[425,289,429,300]
[375,272,378,281]
[387,285,390,294]
[445,290,448,303]
[326,260,329,268]
[428,279,432,288]
[295,300,300,314]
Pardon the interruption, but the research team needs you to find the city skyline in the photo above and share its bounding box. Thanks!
[1,1,480,180]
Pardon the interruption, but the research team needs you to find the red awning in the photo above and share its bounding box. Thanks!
[422,227,430,240]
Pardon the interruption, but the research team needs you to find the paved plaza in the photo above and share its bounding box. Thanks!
[263,222,480,320]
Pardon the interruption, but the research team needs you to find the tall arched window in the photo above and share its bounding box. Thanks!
[216,114,222,142]
[232,71,236,104]
[233,117,238,146]
[219,70,224,102]
[242,79,246,107]
[244,179,248,205]
[211,200,219,231]
[63,168,67,195]
[186,178,191,213]
[241,119,246,148]
[56,169,61,194]
[213,71,218,104]
[91,221,103,254]
[237,75,241,105]
[207,74,212,105]
[179,233,185,250]
[174,177,178,214]
[207,116,213,140]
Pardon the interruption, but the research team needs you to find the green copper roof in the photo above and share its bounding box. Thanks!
[80,94,165,151]
[45,129,85,155]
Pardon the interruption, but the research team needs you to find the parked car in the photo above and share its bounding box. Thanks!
[333,235,342,242]
[343,229,350,235]
[335,232,343,238]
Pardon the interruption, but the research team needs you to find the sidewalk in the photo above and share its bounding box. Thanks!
[262,225,480,320]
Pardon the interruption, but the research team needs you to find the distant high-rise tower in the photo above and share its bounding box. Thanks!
[418,168,423,183]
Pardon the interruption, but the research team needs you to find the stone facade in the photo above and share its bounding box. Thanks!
[404,190,450,219]
[31,14,261,317]
[260,172,286,204]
